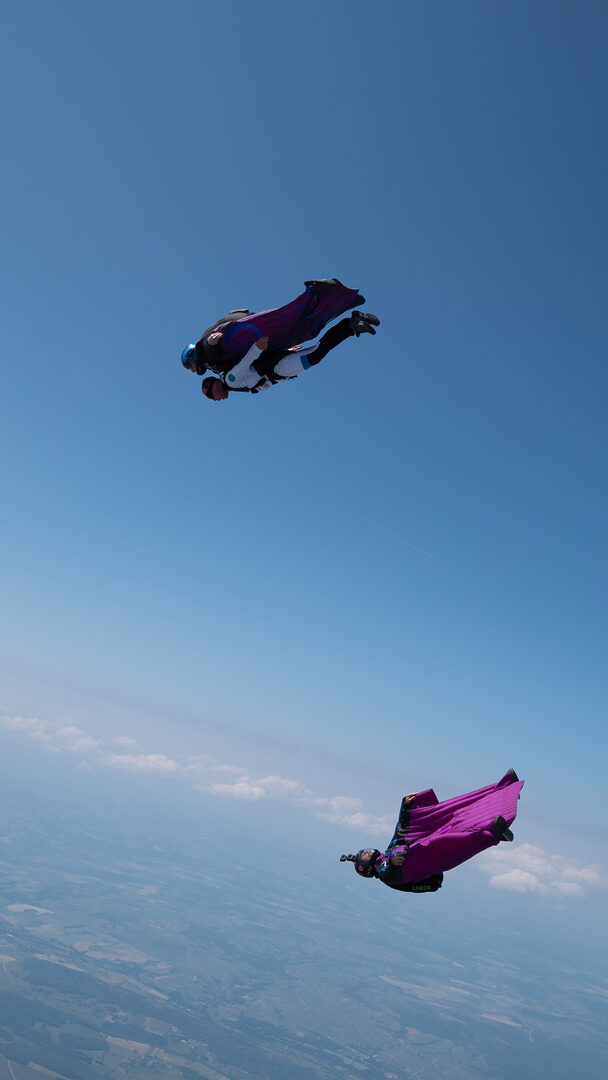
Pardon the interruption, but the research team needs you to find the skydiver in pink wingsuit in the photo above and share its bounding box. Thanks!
[340,769,523,894]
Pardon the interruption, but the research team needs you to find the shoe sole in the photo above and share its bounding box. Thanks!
[493,816,514,842]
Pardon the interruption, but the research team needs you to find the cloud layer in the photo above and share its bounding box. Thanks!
[477,842,605,897]
[3,712,606,900]
[1,713,391,834]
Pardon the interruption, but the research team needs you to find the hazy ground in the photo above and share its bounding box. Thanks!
[0,758,606,1080]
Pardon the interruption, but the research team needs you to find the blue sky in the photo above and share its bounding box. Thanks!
[1,1,607,912]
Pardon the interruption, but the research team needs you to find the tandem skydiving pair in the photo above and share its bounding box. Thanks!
[181,279,380,401]
[340,770,523,894]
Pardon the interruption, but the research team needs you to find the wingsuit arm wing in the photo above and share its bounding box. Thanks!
[386,798,411,851]
[385,788,439,851]
[409,788,439,808]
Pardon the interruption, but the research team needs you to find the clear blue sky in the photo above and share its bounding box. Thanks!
[1,1,607,902]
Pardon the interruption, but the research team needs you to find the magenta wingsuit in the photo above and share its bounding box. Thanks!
[346,770,524,893]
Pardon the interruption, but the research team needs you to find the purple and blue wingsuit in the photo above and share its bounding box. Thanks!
[200,280,363,371]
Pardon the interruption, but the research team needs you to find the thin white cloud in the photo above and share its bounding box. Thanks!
[256,775,306,796]
[2,715,40,730]
[3,717,101,750]
[109,753,180,773]
[56,726,102,752]
[208,780,267,801]
[303,793,392,833]
[326,795,361,813]
[323,809,392,832]
[181,756,213,774]
[77,760,94,772]
[1,715,50,740]
[111,736,139,748]
[72,737,102,752]
[478,842,605,897]
[205,772,305,801]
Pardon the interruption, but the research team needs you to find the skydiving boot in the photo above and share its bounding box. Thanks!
[493,816,514,842]
[504,767,522,797]
[350,311,380,336]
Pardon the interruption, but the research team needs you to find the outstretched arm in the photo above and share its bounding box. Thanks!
[223,338,268,388]
[386,793,417,851]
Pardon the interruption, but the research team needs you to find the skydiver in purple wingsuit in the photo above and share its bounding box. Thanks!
[340,769,523,894]
[180,278,380,400]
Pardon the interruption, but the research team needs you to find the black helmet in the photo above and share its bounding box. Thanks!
[340,849,381,878]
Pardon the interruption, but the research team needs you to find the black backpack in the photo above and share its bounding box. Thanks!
[196,309,252,373]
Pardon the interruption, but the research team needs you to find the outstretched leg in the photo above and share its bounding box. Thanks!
[293,318,356,367]
[253,319,354,380]
[267,312,379,379]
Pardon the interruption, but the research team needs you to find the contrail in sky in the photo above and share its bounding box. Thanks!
[361,516,433,559]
